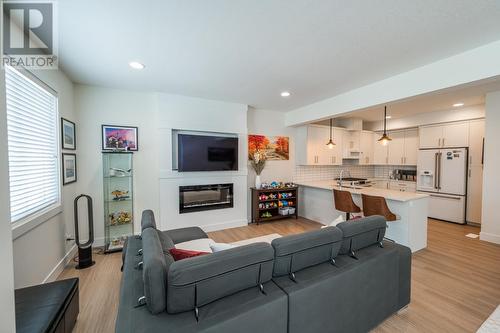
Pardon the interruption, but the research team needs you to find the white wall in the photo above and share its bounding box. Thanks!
[11,69,78,288]
[480,91,500,244]
[157,94,249,231]
[75,85,158,240]
[0,69,16,333]
[247,108,296,221]
[75,86,250,237]
[365,105,485,131]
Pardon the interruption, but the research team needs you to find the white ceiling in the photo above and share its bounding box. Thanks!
[58,0,500,111]
[313,76,500,125]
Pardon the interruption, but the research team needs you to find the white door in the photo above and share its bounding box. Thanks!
[442,122,469,148]
[373,132,388,165]
[387,131,405,165]
[419,126,443,148]
[417,149,439,192]
[404,129,419,165]
[438,148,467,195]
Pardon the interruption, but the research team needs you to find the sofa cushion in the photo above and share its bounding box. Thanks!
[167,242,274,313]
[336,215,386,255]
[142,228,173,314]
[175,238,215,252]
[157,230,175,253]
[271,226,343,277]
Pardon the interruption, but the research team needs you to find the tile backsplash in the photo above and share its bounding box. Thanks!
[293,164,417,182]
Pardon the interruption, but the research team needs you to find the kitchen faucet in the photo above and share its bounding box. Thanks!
[338,169,351,189]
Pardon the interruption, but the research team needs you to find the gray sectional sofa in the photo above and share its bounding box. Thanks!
[116,210,411,333]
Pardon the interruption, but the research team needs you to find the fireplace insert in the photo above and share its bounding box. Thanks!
[179,183,234,213]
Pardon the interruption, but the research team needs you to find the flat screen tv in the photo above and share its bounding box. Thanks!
[178,134,238,172]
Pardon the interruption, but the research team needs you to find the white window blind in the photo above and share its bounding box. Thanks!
[5,66,60,223]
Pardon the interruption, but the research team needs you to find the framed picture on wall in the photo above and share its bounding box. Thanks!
[62,153,77,185]
[101,125,138,151]
[61,118,76,150]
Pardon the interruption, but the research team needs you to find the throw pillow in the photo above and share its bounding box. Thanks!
[210,242,234,252]
[169,248,210,261]
[321,215,345,228]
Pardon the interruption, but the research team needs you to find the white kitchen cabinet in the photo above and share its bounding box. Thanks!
[389,181,417,192]
[467,119,485,224]
[373,132,389,165]
[296,125,343,165]
[359,131,374,165]
[419,122,469,148]
[387,131,405,165]
[403,129,419,165]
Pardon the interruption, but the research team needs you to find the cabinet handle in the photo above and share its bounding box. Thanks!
[442,138,445,147]
[401,157,404,164]
[438,138,441,147]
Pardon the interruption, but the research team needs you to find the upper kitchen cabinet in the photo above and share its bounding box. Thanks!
[386,129,419,166]
[296,125,343,165]
[387,131,405,165]
[419,122,469,148]
[359,131,374,165]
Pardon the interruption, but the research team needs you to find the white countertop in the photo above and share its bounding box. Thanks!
[296,180,428,202]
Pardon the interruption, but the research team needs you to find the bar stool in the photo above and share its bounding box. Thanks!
[333,189,361,220]
[361,194,398,221]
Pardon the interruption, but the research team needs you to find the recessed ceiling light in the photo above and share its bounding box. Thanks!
[280,91,291,97]
[453,102,464,107]
[129,61,145,70]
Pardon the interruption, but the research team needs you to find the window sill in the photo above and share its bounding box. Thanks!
[11,204,63,240]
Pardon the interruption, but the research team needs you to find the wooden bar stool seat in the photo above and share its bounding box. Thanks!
[361,194,399,221]
[333,189,361,220]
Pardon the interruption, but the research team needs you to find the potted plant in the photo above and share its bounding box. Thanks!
[250,151,266,189]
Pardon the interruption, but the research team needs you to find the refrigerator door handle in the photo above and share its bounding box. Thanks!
[482,138,485,165]
[434,152,439,189]
[429,194,462,200]
[437,152,442,190]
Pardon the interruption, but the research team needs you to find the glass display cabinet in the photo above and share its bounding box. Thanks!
[102,152,134,252]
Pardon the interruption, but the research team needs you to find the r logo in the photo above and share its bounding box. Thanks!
[2,2,53,55]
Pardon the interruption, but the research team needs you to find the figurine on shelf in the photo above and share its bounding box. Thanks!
[109,211,132,225]
[261,211,272,218]
[109,167,132,177]
[111,189,130,201]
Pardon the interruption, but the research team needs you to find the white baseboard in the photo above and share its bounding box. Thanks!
[480,231,500,245]
[43,244,77,284]
[200,219,248,233]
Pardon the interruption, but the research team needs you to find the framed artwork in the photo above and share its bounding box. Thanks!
[61,118,76,150]
[62,153,77,185]
[248,135,289,161]
[101,125,138,151]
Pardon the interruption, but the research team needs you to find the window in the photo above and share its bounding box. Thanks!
[5,66,60,223]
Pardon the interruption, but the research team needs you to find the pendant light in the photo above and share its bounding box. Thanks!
[326,118,335,149]
[378,106,392,146]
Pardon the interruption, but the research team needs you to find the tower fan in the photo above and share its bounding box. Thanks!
[74,194,95,269]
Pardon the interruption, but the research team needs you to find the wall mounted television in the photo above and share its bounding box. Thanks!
[177,134,238,172]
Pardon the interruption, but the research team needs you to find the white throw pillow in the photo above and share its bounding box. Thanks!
[210,243,235,252]
[175,238,216,253]
[321,215,345,228]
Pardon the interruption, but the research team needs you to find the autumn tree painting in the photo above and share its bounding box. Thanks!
[248,135,289,160]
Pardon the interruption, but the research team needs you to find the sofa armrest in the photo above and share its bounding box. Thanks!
[164,226,208,244]
[167,242,274,313]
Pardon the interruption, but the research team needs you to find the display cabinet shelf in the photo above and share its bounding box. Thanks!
[251,187,298,224]
[102,152,134,253]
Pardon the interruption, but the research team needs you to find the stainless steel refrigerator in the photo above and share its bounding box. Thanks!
[417,148,468,224]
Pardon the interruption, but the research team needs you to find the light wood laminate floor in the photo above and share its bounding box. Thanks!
[58,218,500,333]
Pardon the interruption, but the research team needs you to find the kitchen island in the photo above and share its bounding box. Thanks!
[296,180,429,252]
